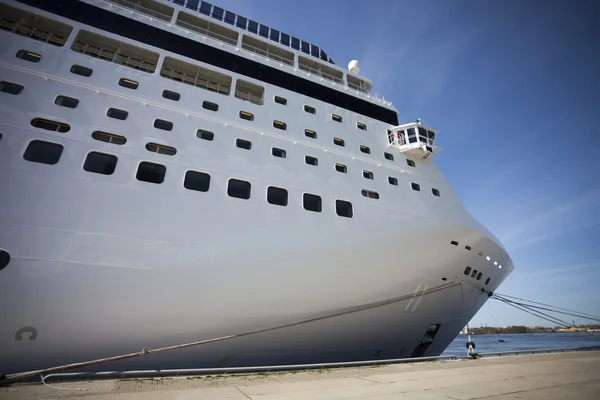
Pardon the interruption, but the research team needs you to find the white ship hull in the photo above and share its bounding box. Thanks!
[0,0,513,375]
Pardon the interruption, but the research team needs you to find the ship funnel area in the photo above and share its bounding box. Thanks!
[387,121,440,160]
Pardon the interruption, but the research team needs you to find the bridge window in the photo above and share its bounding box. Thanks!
[84,152,117,175]
[136,161,166,184]
[228,178,251,199]
[267,186,288,206]
[335,200,353,218]
[23,140,63,165]
[303,193,322,212]
[184,170,210,192]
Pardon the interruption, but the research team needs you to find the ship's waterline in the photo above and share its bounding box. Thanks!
[0,0,512,374]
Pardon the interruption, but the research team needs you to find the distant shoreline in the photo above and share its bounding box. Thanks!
[459,325,600,335]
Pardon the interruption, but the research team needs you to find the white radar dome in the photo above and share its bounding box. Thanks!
[348,60,360,74]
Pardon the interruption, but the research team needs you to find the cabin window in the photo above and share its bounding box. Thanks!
[304,105,316,114]
[272,147,286,158]
[136,161,166,184]
[357,122,367,131]
[331,114,342,123]
[471,269,478,278]
[31,118,70,133]
[153,119,173,131]
[305,155,318,166]
[203,101,219,111]
[361,190,379,199]
[70,65,92,77]
[476,272,483,281]
[335,200,353,218]
[464,267,471,275]
[162,90,180,101]
[54,95,79,109]
[236,138,252,150]
[305,129,317,139]
[407,159,416,167]
[23,140,63,165]
[92,131,127,145]
[83,152,117,175]
[388,176,398,185]
[363,170,374,180]
[107,108,129,121]
[273,120,287,130]
[184,170,210,192]
[411,182,421,191]
[384,152,394,161]
[451,241,459,246]
[432,188,441,197]
[274,95,287,105]
[335,163,347,173]
[235,79,264,105]
[196,129,214,141]
[118,78,138,90]
[485,278,491,285]
[465,246,472,251]
[145,143,177,156]
[360,145,370,154]
[267,186,288,206]
[0,81,24,95]
[333,137,345,147]
[303,193,322,212]
[16,50,41,63]
[227,179,251,199]
[239,111,254,121]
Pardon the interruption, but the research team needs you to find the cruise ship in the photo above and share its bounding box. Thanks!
[0,0,514,375]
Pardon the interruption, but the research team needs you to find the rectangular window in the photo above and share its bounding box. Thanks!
[184,170,210,192]
[280,32,290,46]
[107,108,128,121]
[269,28,280,42]
[239,111,254,121]
[162,90,180,101]
[360,145,370,154]
[304,105,316,114]
[0,81,24,95]
[407,159,416,167]
[384,152,394,161]
[357,122,367,131]
[273,120,287,130]
[23,140,63,165]
[54,95,79,109]
[92,131,126,145]
[464,267,471,276]
[304,129,317,139]
[203,101,219,111]
[363,170,373,180]
[485,278,491,285]
[248,20,258,34]
[272,147,286,158]
[471,269,478,278]
[16,50,41,63]
[411,182,421,191]
[153,119,173,131]
[291,36,300,50]
[303,193,322,212]
[31,118,70,133]
[145,142,177,156]
[70,64,92,77]
[259,24,269,38]
[224,11,236,25]
[136,161,166,184]
[476,272,482,281]
[274,95,287,105]
[361,190,379,199]
[451,241,459,246]
[228,178,251,199]
[118,78,138,89]
[196,129,214,141]
[305,155,318,166]
[267,186,288,206]
[331,114,342,123]
[432,188,441,197]
[199,2,211,15]
[236,138,251,150]
[465,246,472,251]
[236,16,247,29]
[335,199,353,218]
[388,176,398,185]
[212,6,224,21]
[333,137,345,147]
[335,163,347,173]
[83,152,117,175]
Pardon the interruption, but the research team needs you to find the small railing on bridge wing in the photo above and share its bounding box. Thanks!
[104,0,173,22]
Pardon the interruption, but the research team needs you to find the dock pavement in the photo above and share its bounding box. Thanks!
[2,350,599,399]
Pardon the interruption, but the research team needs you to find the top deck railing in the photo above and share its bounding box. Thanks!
[298,64,344,85]
[104,0,172,22]
[240,42,294,67]
[175,19,238,47]
[0,17,68,46]
[72,41,157,73]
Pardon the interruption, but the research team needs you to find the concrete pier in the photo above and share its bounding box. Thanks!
[2,351,599,399]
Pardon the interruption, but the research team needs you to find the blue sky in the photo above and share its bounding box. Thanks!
[213,0,600,327]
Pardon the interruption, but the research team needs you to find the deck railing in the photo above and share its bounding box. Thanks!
[175,19,238,47]
[235,89,264,105]
[160,67,231,95]
[240,42,294,66]
[298,64,344,85]
[71,41,157,73]
[104,0,172,22]
[0,17,68,46]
